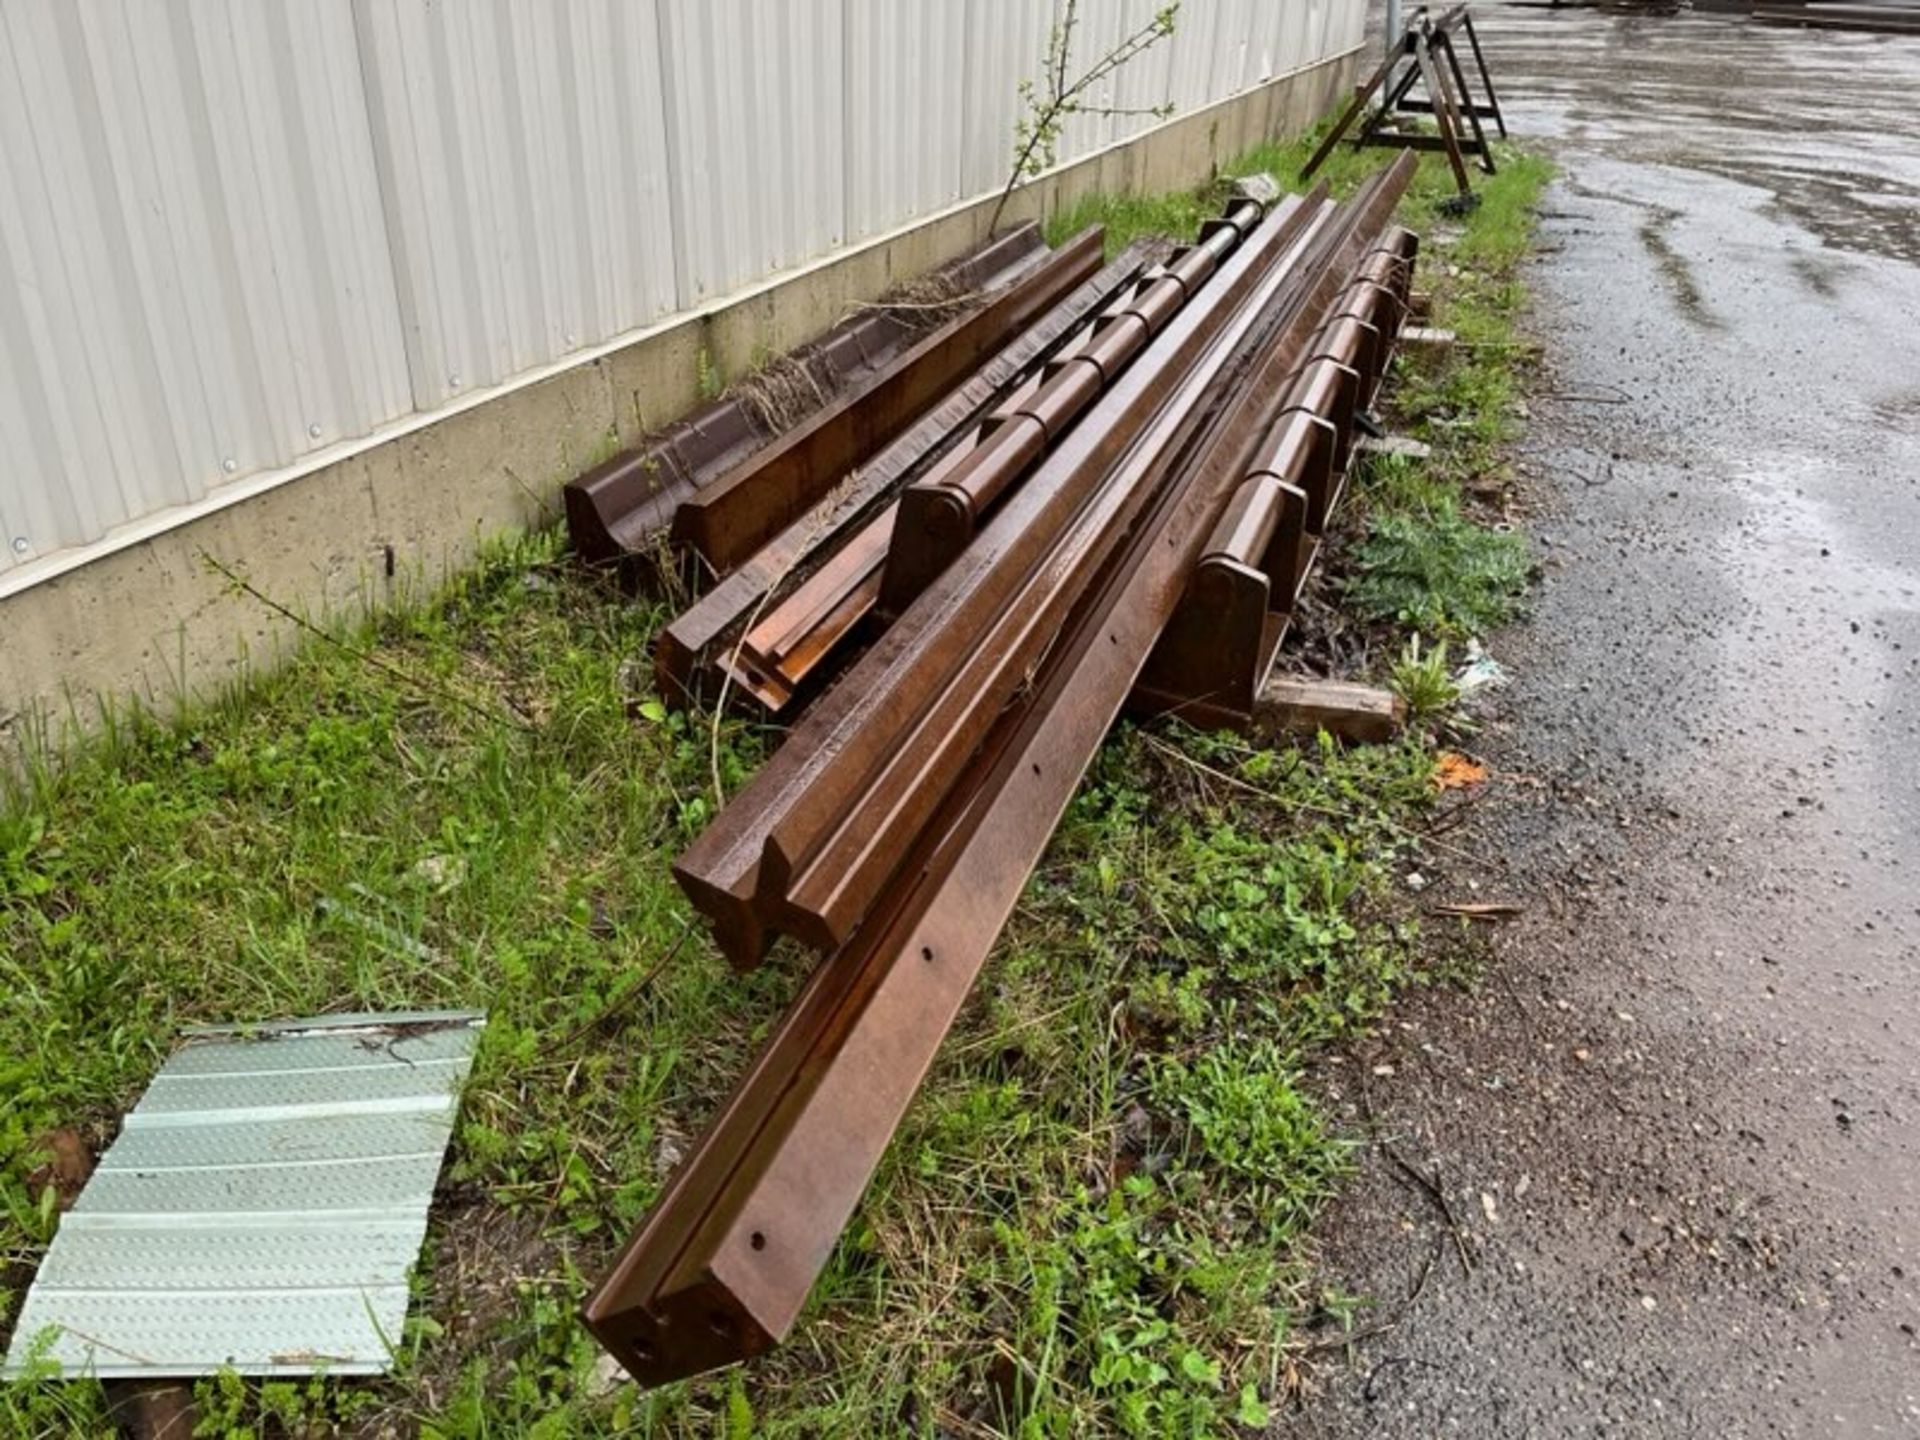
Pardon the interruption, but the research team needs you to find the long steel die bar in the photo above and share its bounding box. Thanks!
[671,230,1106,576]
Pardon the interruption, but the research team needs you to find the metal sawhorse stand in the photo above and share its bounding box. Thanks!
[1302,5,1506,210]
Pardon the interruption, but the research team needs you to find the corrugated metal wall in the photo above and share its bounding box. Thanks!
[0,0,1363,580]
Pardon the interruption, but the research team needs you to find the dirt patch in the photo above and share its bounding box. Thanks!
[407,1196,566,1413]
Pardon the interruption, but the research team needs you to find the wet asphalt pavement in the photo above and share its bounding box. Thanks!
[1292,9,1920,1437]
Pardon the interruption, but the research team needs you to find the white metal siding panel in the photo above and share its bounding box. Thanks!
[759,0,846,271]
[1274,3,1308,83]
[0,0,188,564]
[1111,0,1180,141]
[606,2,691,319]
[1315,0,1344,66]
[654,0,846,307]
[1211,0,1253,99]
[352,0,683,406]
[1053,1,1116,174]
[1166,0,1218,114]
[845,0,968,244]
[1339,0,1368,55]
[0,0,407,573]
[654,0,750,306]
[1057,0,1186,164]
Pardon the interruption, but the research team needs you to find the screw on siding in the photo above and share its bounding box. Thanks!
[565,332,577,346]
[222,458,238,473]
[11,536,27,554]
[308,423,323,439]
[449,374,462,388]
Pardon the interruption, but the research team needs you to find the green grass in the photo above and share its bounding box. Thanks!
[1,133,1549,1438]
[1047,187,1218,258]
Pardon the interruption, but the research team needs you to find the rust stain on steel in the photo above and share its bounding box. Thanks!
[584,158,1418,1390]
[652,242,1158,710]
[564,225,1052,583]
[672,195,1323,970]
[671,229,1107,576]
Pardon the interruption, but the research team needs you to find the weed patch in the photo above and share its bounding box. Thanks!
[1047,188,1217,259]
[1345,502,1531,637]
[1388,636,1463,726]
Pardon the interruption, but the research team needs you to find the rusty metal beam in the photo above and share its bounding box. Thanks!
[564,225,1053,582]
[653,242,1156,709]
[672,194,1325,969]
[1129,473,1307,726]
[721,220,1244,710]
[878,204,1264,615]
[725,207,1272,716]
[721,510,892,711]
[671,230,1107,577]
[1132,228,1420,728]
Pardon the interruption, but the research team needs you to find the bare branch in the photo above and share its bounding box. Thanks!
[987,2,1181,234]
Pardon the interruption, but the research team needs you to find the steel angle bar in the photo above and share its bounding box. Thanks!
[672,230,1107,577]
[1439,33,1497,167]
[1458,14,1508,138]
[1421,31,1494,178]
[584,155,1418,1391]
[720,512,893,711]
[672,193,1330,969]
[718,224,1236,709]
[607,196,1338,1364]
[1413,34,1475,194]
[654,243,1158,710]
[1302,47,1401,181]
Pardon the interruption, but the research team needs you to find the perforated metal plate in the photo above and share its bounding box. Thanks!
[3,1012,483,1379]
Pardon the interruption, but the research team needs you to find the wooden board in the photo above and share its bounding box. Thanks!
[1254,676,1406,744]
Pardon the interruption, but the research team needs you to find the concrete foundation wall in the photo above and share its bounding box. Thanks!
[0,49,1359,758]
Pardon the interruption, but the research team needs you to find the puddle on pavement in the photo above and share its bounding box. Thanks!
[1484,13,1920,266]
